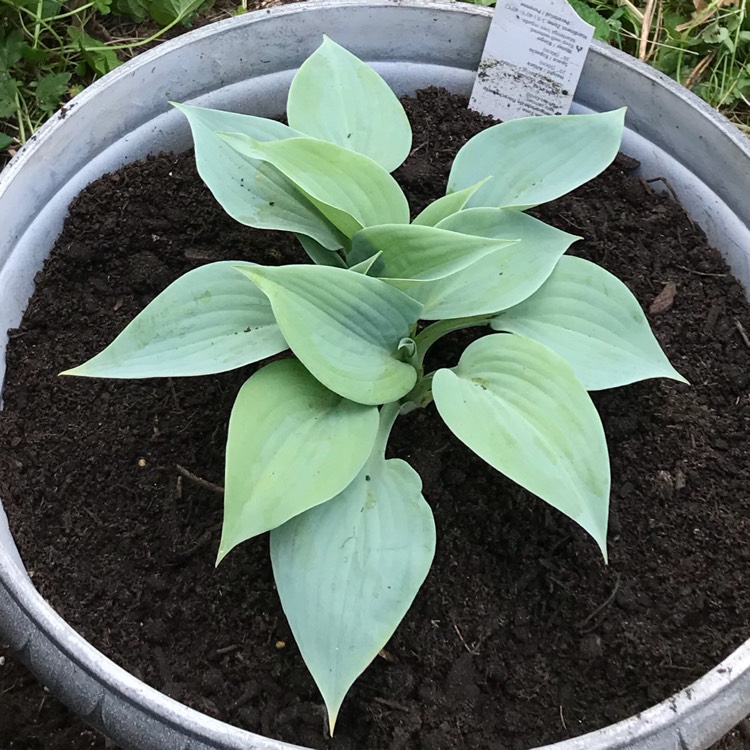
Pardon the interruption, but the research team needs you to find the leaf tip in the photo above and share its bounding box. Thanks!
[326,702,341,737]
[598,538,609,565]
[59,363,87,377]
[215,546,229,567]
[671,369,690,386]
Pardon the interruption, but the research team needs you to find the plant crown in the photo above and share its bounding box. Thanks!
[64,37,687,732]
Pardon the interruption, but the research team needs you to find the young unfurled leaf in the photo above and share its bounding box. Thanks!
[349,251,383,276]
[349,223,518,281]
[271,406,435,733]
[491,256,689,390]
[448,109,626,209]
[433,334,610,557]
[287,36,412,172]
[295,234,346,267]
[411,180,488,227]
[217,134,410,237]
[395,208,577,319]
[174,103,347,250]
[61,262,287,378]
[237,264,422,405]
[220,359,379,562]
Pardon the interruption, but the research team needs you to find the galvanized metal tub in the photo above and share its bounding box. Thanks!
[0,1,748,748]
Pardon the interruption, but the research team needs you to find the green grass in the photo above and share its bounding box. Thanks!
[0,0,748,164]
[0,0,219,154]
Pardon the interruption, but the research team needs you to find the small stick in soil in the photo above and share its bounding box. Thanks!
[559,704,568,731]
[452,618,478,655]
[168,378,181,410]
[575,573,621,629]
[642,177,696,228]
[675,264,727,278]
[176,464,225,495]
[734,320,750,349]
[166,522,222,565]
[216,644,240,656]
[373,696,410,713]
[642,176,678,203]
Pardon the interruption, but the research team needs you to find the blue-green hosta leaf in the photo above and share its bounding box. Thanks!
[237,265,422,405]
[295,234,346,268]
[395,208,577,319]
[287,36,412,173]
[349,251,383,275]
[218,134,410,238]
[448,109,626,209]
[61,261,287,378]
[433,334,610,556]
[174,103,346,250]
[492,256,688,390]
[349,223,518,281]
[411,180,488,227]
[219,359,379,562]
[271,421,435,732]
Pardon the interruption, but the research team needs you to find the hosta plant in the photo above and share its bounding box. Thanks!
[63,37,687,733]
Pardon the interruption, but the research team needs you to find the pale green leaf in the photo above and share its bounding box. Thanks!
[448,109,626,209]
[237,265,422,405]
[349,223,518,282]
[392,208,577,319]
[287,36,412,172]
[61,261,287,378]
[219,359,379,562]
[271,407,434,732]
[349,251,383,275]
[217,134,410,238]
[174,103,347,250]
[412,180,488,227]
[432,334,610,556]
[492,256,688,390]
[296,234,346,268]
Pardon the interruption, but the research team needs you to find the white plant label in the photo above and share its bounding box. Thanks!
[470,0,594,121]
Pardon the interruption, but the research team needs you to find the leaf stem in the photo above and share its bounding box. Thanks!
[400,373,435,412]
[80,1,202,52]
[13,91,27,143]
[374,401,400,456]
[415,315,494,367]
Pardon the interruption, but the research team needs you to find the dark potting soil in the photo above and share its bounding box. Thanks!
[0,88,749,750]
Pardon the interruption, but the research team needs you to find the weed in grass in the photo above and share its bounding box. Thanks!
[0,0,213,155]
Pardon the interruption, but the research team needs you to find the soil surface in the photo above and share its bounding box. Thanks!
[1,89,749,749]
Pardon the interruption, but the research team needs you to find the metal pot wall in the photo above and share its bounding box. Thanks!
[0,2,748,748]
